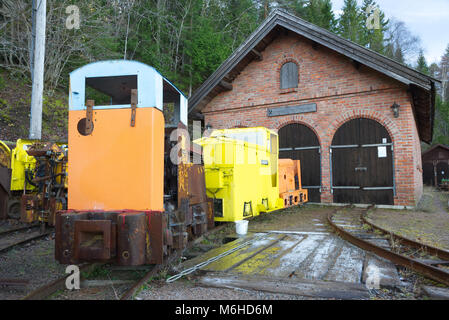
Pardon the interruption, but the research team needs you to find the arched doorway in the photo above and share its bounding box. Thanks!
[278,123,321,202]
[331,118,394,205]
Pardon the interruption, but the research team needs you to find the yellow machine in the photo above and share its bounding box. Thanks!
[0,141,11,168]
[10,139,37,192]
[195,127,284,222]
[0,139,68,222]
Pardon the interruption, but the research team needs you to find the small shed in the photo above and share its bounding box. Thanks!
[422,144,449,186]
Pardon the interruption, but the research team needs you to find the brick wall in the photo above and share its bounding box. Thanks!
[201,33,423,206]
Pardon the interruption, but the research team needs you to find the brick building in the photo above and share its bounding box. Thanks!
[189,10,439,207]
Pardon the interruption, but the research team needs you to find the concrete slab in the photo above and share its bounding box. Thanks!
[180,228,401,296]
[265,233,327,277]
[202,233,284,272]
[324,243,365,283]
[421,285,449,300]
[362,254,401,289]
[198,273,370,300]
[182,234,257,269]
[233,235,305,275]
[295,235,343,280]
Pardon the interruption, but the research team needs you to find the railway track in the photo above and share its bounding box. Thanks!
[0,224,52,254]
[328,207,449,287]
[23,224,227,300]
[23,263,159,300]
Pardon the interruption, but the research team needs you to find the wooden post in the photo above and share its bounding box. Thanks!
[434,161,437,187]
[30,0,37,78]
[29,0,46,140]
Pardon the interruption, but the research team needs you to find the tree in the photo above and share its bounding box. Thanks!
[416,50,429,75]
[359,0,388,54]
[429,63,440,79]
[305,0,337,32]
[384,18,421,65]
[433,95,449,145]
[337,0,363,43]
[291,0,308,18]
[440,44,449,102]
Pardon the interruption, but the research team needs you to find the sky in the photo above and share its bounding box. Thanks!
[331,0,449,64]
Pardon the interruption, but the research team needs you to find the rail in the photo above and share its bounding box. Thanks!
[327,207,449,287]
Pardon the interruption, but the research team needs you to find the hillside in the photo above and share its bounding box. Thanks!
[0,70,68,143]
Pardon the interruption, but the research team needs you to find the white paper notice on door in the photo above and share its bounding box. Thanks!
[378,146,387,158]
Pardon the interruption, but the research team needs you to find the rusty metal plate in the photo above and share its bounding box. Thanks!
[0,168,10,220]
[130,89,137,127]
[117,212,146,266]
[20,194,37,223]
[74,219,112,261]
[178,163,208,207]
[148,212,165,264]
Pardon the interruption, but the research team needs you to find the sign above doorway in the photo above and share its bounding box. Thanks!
[267,103,317,117]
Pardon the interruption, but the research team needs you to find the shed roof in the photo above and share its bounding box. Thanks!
[422,144,449,156]
[189,9,439,143]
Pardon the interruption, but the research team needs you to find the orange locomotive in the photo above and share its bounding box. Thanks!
[55,60,213,266]
[278,159,308,207]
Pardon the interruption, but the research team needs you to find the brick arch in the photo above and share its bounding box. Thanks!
[328,110,399,146]
[277,57,301,72]
[275,117,323,147]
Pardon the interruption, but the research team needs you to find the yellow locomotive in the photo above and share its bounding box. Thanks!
[195,127,285,222]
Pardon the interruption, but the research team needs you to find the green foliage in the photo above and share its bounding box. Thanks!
[42,94,68,141]
[433,95,449,145]
[416,50,429,75]
[184,16,232,90]
[0,97,12,123]
[337,0,364,43]
[305,0,337,32]
[85,86,111,106]
[359,0,388,54]
[0,74,6,91]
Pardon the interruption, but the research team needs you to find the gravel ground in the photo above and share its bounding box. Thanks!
[137,278,317,300]
[366,187,449,250]
[0,219,31,232]
[247,205,334,232]
[0,233,66,300]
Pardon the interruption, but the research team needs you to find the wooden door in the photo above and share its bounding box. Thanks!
[422,162,434,186]
[331,118,394,205]
[278,123,321,202]
[436,162,449,186]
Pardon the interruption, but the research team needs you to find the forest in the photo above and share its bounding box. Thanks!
[0,0,448,144]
